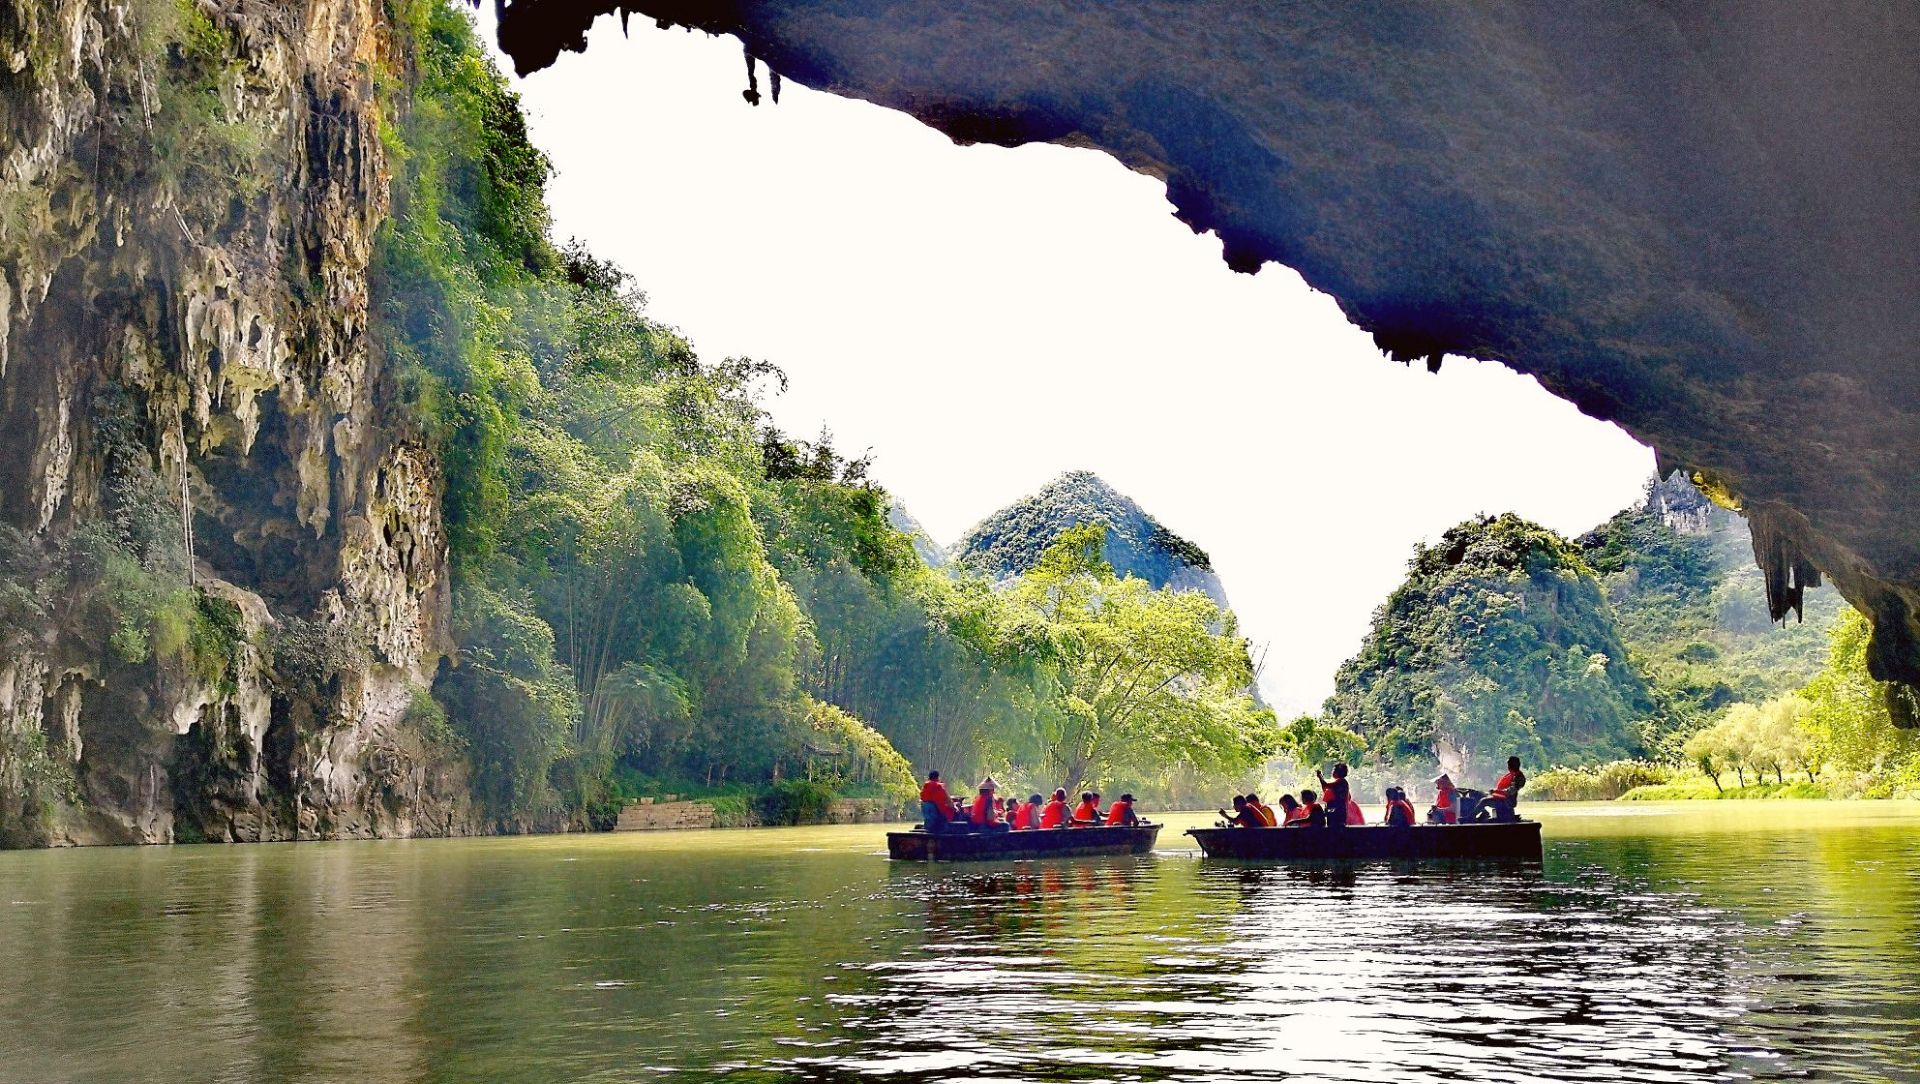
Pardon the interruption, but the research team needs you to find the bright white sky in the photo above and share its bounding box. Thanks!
[489,17,1655,715]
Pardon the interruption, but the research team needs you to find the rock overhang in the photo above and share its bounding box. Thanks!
[491,0,1920,718]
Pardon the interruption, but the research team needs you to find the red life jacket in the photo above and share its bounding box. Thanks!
[1248,801,1278,827]
[1282,805,1307,824]
[1040,798,1068,829]
[1011,802,1033,830]
[1388,798,1416,825]
[1432,786,1458,823]
[971,796,999,826]
[1490,771,1519,800]
[1104,800,1133,826]
[1072,799,1100,825]
[1346,799,1365,825]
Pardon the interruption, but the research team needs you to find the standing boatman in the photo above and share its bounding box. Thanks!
[1317,763,1352,828]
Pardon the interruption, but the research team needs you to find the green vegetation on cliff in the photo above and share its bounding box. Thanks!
[954,471,1225,604]
[1323,513,1653,777]
[370,3,1270,824]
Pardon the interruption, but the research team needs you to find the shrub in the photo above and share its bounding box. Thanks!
[757,778,836,826]
[1528,759,1673,801]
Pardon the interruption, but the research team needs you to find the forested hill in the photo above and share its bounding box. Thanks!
[1321,476,1850,785]
[1579,471,1845,718]
[1323,514,1654,780]
[953,472,1228,605]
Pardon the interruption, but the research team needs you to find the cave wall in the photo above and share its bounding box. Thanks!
[494,0,1920,716]
[0,0,474,844]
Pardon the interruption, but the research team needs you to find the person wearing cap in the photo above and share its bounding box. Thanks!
[1429,773,1459,824]
[1039,788,1071,829]
[919,770,953,831]
[969,777,1007,830]
[1071,791,1103,826]
[1103,793,1139,826]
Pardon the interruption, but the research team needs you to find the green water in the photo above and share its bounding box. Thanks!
[1,802,1916,1083]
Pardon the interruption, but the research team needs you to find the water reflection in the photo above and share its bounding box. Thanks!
[0,805,1913,1083]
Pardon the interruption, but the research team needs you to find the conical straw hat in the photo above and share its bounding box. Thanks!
[978,775,999,791]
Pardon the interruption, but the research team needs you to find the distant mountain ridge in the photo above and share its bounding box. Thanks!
[887,500,947,567]
[950,471,1229,607]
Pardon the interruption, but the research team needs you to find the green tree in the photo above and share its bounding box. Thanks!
[1001,526,1275,792]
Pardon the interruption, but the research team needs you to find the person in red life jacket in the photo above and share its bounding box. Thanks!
[1039,788,1070,829]
[1384,786,1417,827]
[1277,793,1305,824]
[919,770,952,832]
[1429,773,1459,824]
[969,777,1007,831]
[1218,795,1262,828]
[1288,788,1326,828]
[1020,793,1045,830]
[1006,794,1030,830]
[1104,793,1139,826]
[1316,763,1352,827]
[1479,757,1526,821]
[1071,791,1103,826]
[1244,792,1278,827]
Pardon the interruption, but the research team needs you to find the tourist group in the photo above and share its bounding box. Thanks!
[917,772,1140,833]
[1218,758,1528,829]
[916,757,1527,834]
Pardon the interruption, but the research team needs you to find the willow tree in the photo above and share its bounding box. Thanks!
[1003,525,1274,792]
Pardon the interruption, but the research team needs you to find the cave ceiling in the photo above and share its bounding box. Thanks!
[492,1,1920,711]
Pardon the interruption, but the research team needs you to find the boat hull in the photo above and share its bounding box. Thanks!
[887,824,1162,862]
[1186,821,1542,861]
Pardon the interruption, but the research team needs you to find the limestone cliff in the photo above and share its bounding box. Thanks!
[0,0,473,844]
[953,471,1230,609]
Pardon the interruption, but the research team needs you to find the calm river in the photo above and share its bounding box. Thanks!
[1,802,1916,1083]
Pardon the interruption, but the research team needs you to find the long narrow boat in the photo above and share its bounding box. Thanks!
[887,823,1162,862]
[1186,821,1542,861]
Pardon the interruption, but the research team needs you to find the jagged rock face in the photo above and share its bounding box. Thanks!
[0,0,472,843]
[496,1,1920,716]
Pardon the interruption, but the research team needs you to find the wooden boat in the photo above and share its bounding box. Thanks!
[1185,820,1542,862]
[887,823,1162,862]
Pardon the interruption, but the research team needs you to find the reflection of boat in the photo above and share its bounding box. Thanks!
[1186,821,1542,861]
[887,824,1162,862]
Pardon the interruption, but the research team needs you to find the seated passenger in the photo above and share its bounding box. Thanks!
[1218,795,1262,828]
[1384,786,1417,827]
[1040,788,1070,829]
[1428,773,1459,824]
[1478,757,1526,821]
[1006,793,1030,830]
[1071,791,1102,826]
[1022,793,1044,830]
[919,770,952,831]
[1277,793,1304,824]
[1104,793,1139,826]
[1245,792,1278,827]
[970,777,1007,830]
[1288,788,1326,828]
